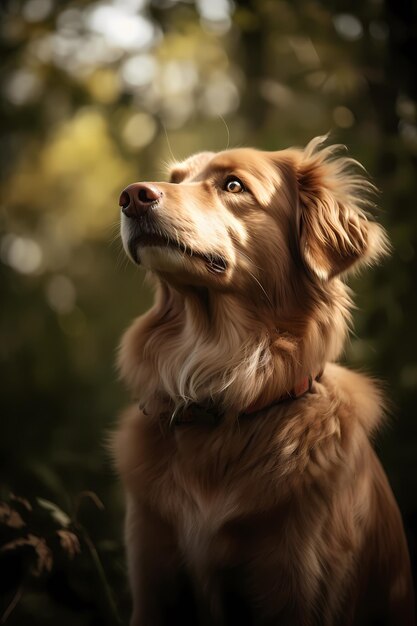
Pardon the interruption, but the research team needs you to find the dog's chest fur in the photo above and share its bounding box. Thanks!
[148,403,344,570]
[173,475,238,569]
[157,428,340,622]
[158,428,247,565]
[116,365,391,623]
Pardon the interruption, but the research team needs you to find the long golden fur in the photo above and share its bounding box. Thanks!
[114,137,415,625]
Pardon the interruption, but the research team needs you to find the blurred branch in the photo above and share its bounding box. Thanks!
[0,584,23,624]
[75,523,123,626]
[74,491,122,626]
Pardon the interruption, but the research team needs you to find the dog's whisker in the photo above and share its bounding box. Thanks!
[162,123,177,165]
[218,114,231,152]
[237,249,263,272]
[234,249,276,312]
[115,247,130,271]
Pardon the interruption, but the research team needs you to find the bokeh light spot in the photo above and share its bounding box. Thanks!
[45,275,76,314]
[121,54,156,88]
[196,0,231,22]
[333,14,363,41]
[23,0,53,23]
[1,234,43,274]
[122,112,157,150]
[87,69,121,103]
[86,4,155,50]
[333,106,355,128]
[369,21,389,42]
[200,74,239,116]
[5,70,42,106]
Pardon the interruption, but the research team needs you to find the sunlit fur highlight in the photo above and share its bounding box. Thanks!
[115,137,414,626]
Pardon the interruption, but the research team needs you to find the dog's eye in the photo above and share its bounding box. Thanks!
[224,177,245,193]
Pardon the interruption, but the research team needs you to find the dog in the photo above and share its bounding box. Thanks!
[114,137,415,625]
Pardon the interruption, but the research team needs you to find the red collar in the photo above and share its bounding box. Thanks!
[166,371,323,428]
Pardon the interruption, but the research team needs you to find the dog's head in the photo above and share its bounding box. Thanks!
[119,138,389,409]
[120,138,387,304]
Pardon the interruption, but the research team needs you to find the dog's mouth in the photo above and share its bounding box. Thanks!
[128,229,228,275]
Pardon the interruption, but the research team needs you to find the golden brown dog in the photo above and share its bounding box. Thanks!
[114,137,415,625]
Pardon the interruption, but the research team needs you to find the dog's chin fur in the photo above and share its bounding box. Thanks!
[118,277,351,415]
[114,137,414,626]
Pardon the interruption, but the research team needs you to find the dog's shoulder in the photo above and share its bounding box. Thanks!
[322,362,386,438]
[255,363,386,498]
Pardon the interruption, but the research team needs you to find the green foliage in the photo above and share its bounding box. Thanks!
[0,0,416,622]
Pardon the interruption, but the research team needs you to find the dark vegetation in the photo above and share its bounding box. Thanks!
[0,0,416,622]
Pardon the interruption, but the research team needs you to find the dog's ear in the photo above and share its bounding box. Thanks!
[296,137,389,280]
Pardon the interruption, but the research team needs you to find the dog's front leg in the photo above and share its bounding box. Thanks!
[125,496,197,626]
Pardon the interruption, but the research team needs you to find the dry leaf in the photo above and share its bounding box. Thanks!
[2,534,53,576]
[0,503,25,529]
[10,494,32,511]
[57,529,81,559]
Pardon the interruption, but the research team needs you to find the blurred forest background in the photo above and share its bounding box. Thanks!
[0,0,416,623]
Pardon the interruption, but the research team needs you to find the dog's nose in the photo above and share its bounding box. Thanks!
[119,183,163,218]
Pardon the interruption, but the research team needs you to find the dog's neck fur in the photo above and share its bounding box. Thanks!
[119,276,352,415]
